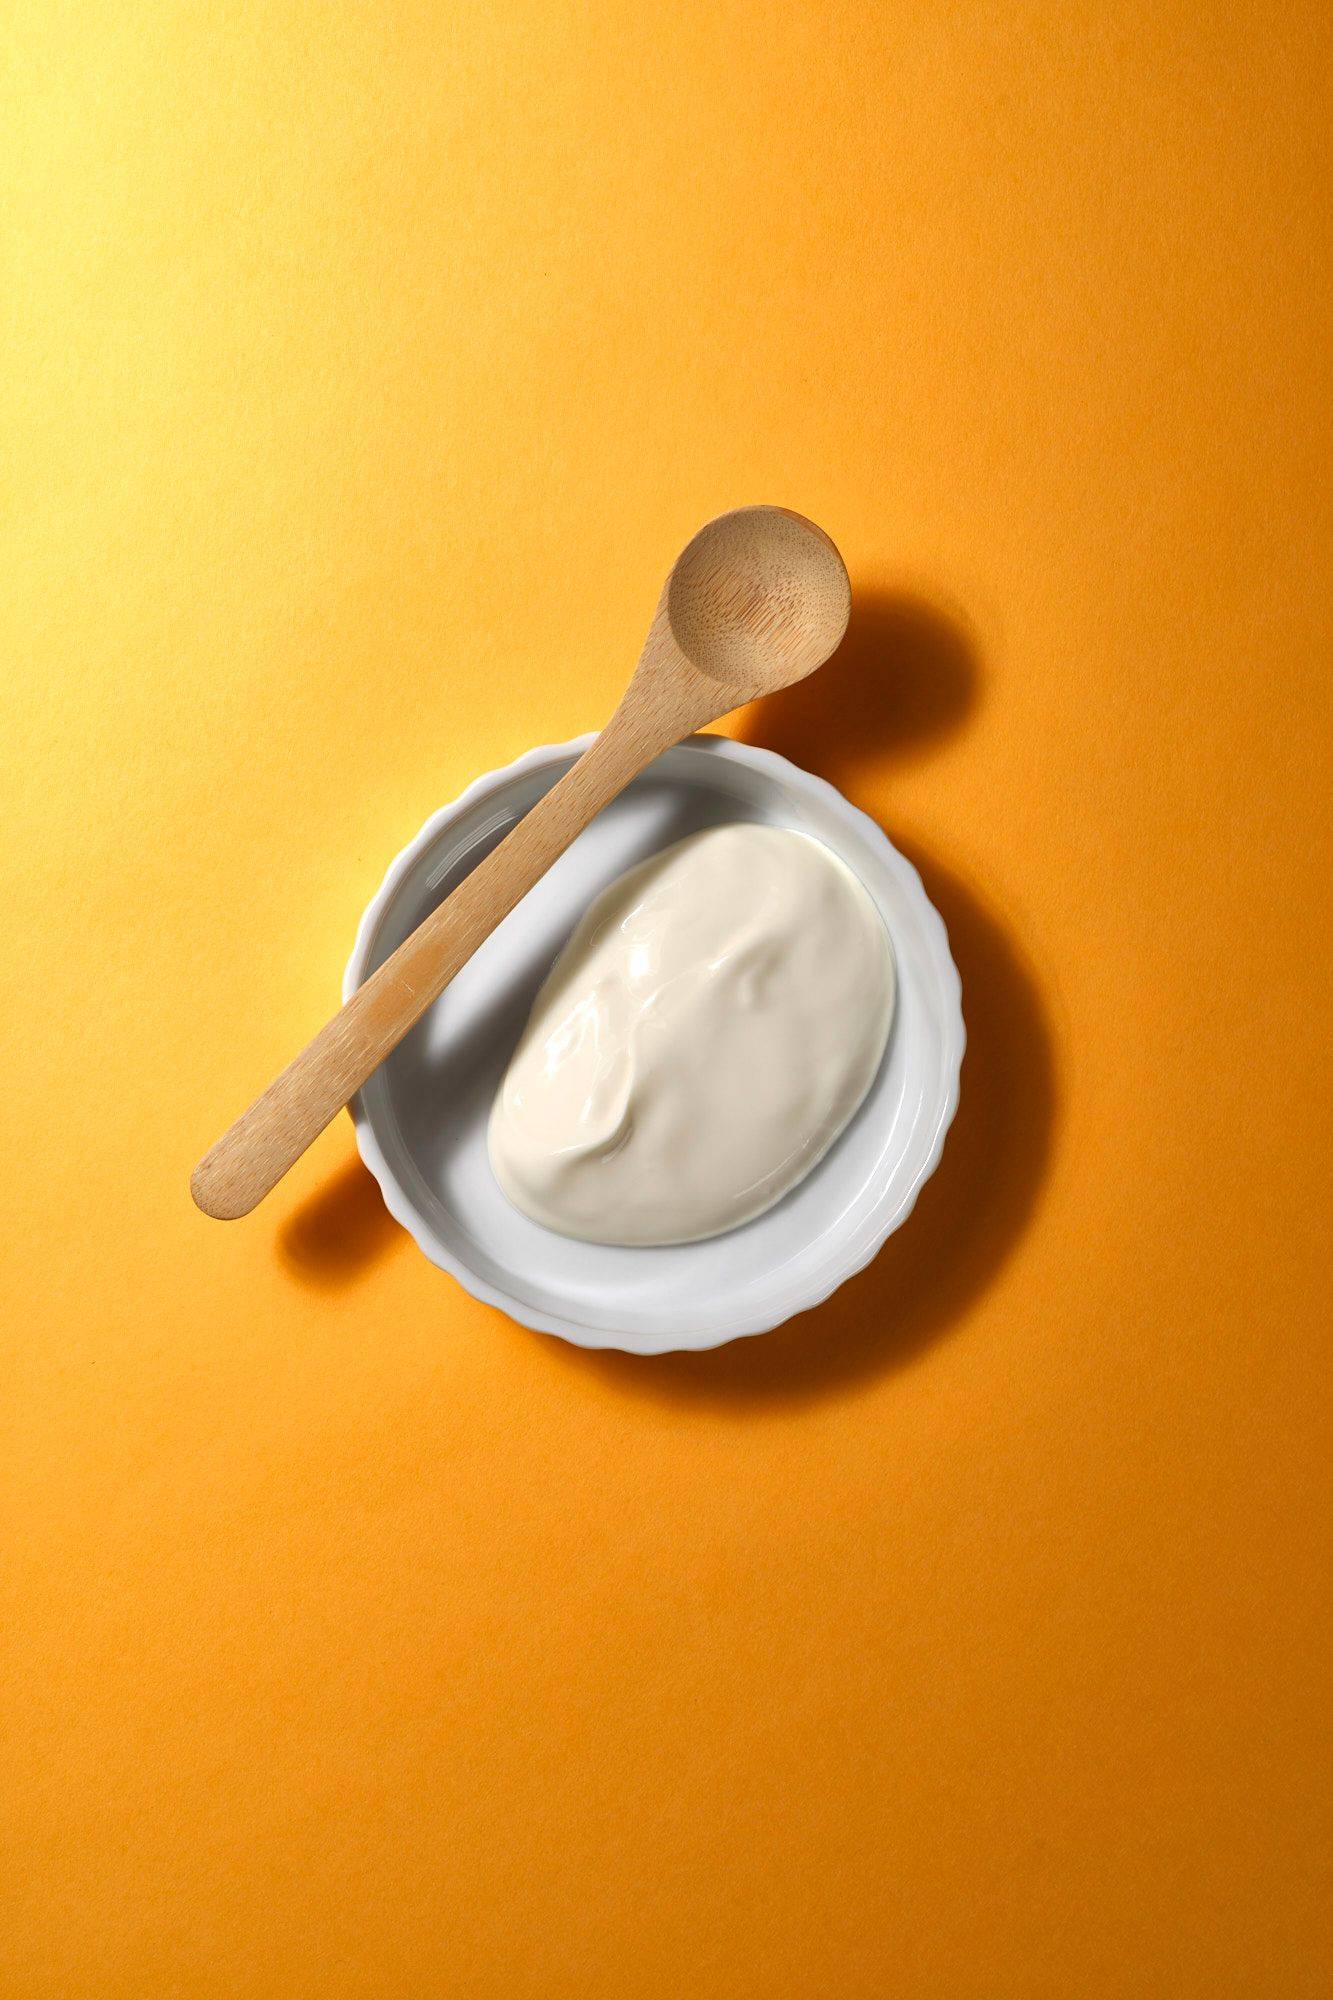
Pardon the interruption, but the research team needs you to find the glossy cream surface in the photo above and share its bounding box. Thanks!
[487,823,894,1246]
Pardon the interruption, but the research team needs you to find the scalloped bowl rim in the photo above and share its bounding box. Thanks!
[343,733,965,1354]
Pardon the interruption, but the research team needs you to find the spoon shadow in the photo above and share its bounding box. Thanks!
[733,584,980,783]
[278,1154,404,1290]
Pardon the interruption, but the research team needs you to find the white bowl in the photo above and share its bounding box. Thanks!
[344,735,964,1354]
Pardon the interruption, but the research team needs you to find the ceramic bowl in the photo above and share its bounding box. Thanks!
[344,734,964,1354]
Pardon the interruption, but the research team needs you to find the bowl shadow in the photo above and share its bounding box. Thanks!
[555,843,1056,1408]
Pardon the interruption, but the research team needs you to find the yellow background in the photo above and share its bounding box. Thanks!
[3,2,1330,1993]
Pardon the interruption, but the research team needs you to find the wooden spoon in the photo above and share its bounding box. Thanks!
[191,505,851,1218]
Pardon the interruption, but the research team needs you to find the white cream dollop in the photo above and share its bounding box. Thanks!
[487,823,894,1246]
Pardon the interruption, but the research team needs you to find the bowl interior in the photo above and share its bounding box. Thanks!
[347,736,961,1351]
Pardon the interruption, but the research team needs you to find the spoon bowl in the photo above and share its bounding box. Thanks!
[666,505,851,695]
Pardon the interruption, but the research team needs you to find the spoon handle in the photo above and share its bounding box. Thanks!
[190,695,700,1219]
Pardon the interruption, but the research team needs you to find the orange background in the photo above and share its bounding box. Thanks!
[3,3,1330,1994]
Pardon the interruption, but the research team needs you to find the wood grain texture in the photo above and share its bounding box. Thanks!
[190,507,850,1218]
